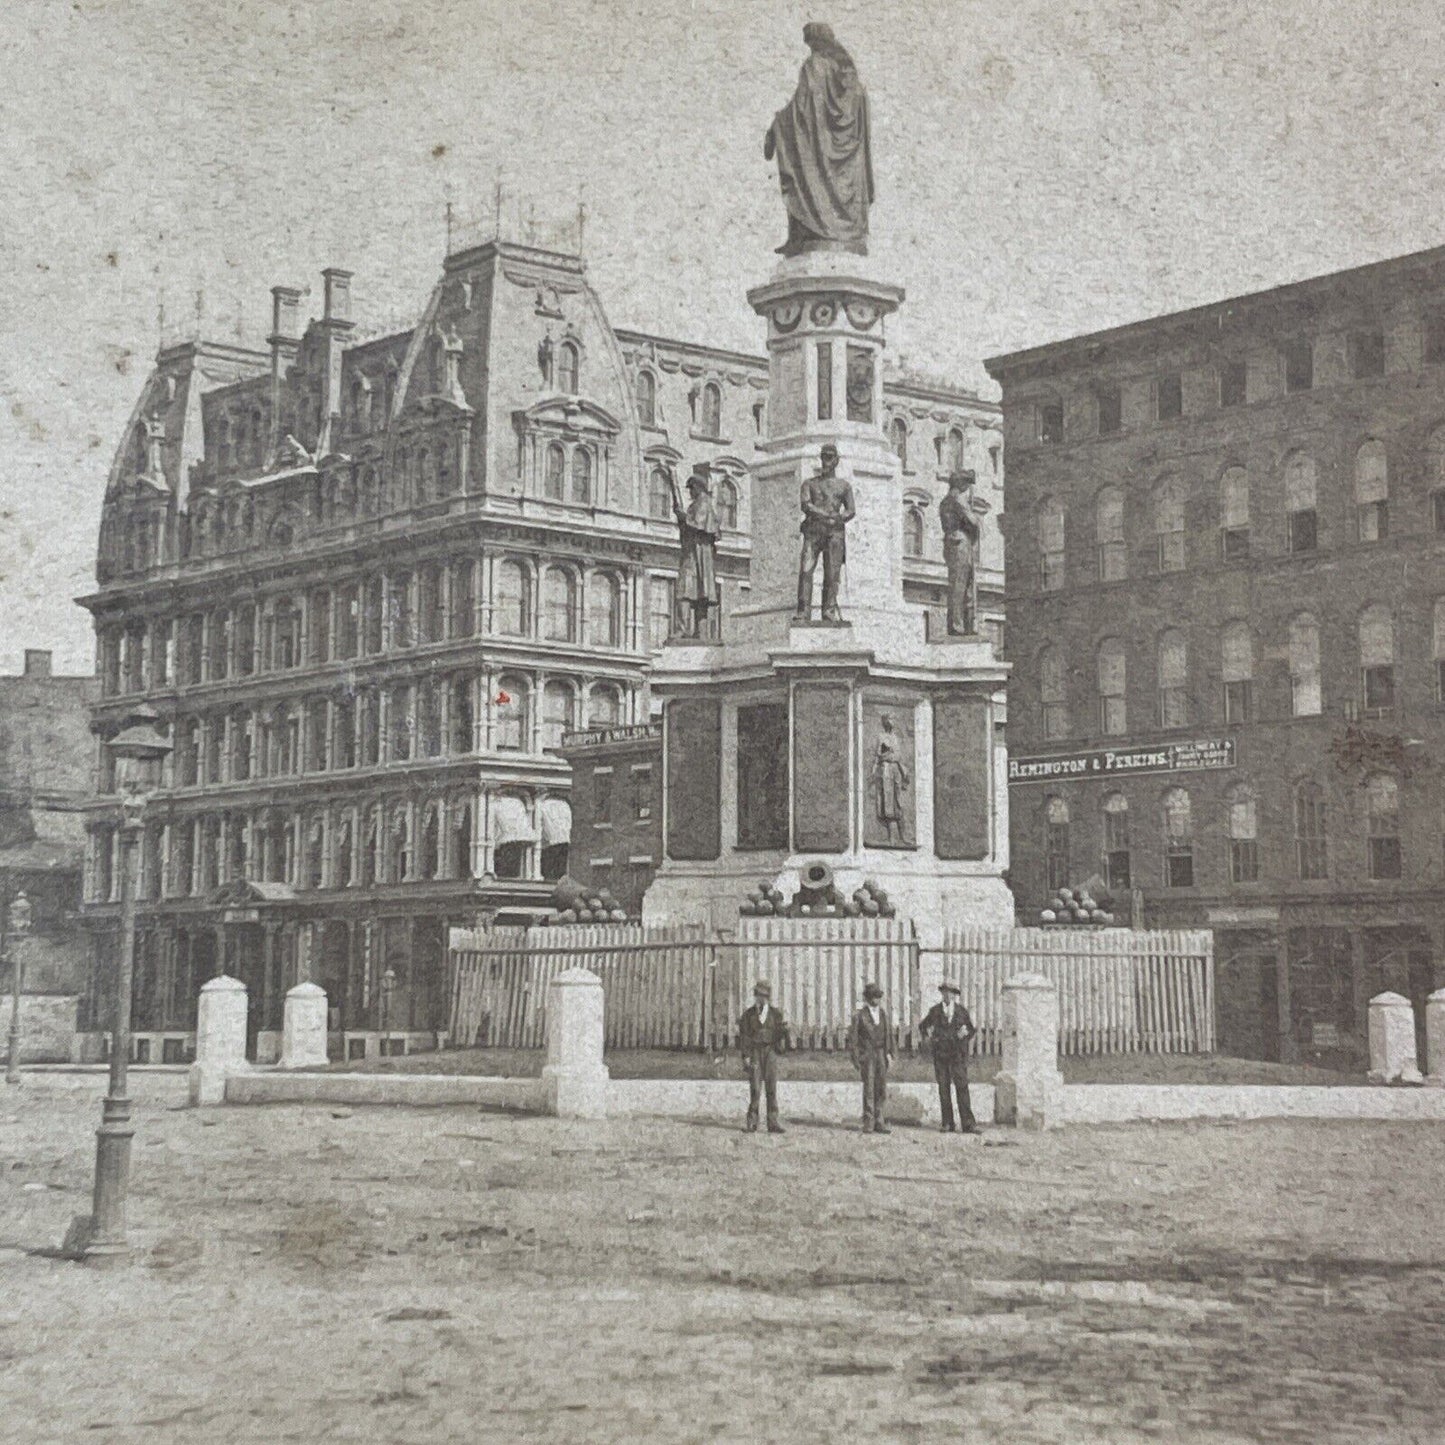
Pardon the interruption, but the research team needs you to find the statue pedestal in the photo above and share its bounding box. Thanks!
[642,254,1014,941]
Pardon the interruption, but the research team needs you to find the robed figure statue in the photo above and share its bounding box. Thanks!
[940,469,988,636]
[669,464,720,639]
[765,23,874,256]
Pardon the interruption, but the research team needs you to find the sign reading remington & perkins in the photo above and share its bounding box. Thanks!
[1008,737,1236,785]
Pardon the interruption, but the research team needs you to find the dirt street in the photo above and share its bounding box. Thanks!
[1,1076,1441,1444]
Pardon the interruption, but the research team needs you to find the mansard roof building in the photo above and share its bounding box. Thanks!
[80,237,1000,1059]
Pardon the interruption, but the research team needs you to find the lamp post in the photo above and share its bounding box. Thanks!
[75,705,171,1266]
[4,888,34,1086]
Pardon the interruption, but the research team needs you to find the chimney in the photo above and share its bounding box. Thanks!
[268,285,303,464]
[316,268,355,456]
[23,649,52,680]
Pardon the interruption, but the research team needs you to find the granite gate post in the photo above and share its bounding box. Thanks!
[1367,991,1422,1084]
[188,974,249,1106]
[541,967,610,1118]
[280,981,329,1069]
[993,972,1064,1129]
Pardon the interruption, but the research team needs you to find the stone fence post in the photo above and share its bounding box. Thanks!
[1367,991,1422,1084]
[1426,990,1445,1087]
[993,972,1063,1130]
[188,975,249,1106]
[541,967,609,1119]
[280,982,329,1069]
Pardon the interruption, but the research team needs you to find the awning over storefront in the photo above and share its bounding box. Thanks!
[491,795,538,845]
[539,798,572,847]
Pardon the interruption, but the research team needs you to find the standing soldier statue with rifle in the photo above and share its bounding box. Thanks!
[793,443,855,624]
[668,462,721,639]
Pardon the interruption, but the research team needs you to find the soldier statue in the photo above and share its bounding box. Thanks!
[794,444,855,624]
[668,463,720,639]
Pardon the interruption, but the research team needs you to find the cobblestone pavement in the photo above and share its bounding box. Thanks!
[1,1077,1441,1444]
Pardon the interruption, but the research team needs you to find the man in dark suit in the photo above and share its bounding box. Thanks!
[738,980,789,1133]
[919,979,980,1133]
[847,981,893,1133]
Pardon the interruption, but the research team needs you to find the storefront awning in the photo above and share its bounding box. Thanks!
[492,795,538,845]
[539,798,572,847]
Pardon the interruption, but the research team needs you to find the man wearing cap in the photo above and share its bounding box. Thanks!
[920,981,980,1134]
[794,444,855,624]
[847,982,894,1133]
[738,981,789,1133]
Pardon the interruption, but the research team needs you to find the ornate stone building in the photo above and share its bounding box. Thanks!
[988,244,1445,1065]
[80,237,999,1057]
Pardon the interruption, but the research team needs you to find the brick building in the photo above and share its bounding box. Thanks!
[987,245,1445,1064]
[82,232,1000,1057]
[552,722,662,918]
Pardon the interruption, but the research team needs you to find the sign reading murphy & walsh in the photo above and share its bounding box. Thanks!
[1008,737,1237,785]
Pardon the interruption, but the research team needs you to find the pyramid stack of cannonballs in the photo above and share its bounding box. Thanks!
[540,875,630,926]
[1038,885,1115,926]
[740,876,897,919]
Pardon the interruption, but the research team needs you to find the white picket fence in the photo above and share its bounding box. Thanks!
[447,921,1215,1056]
[449,924,711,1050]
[724,916,918,1050]
[933,927,1215,1056]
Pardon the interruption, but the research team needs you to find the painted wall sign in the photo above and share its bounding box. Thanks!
[1008,737,1237,785]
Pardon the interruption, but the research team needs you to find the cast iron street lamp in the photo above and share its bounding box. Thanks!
[73,705,171,1266]
[3,888,34,1085]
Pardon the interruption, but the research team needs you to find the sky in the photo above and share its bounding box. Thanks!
[3,0,1444,674]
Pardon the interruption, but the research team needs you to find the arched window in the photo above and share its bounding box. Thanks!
[636,370,656,427]
[1157,630,1188,728]
[495,560,529,637]
[386,804,410,884]
[649,466,674,520]
[391,447,410,511]
[492,795,532,878]
[903,505,925,558]
[557,341,579,394]
[1162,788,1194,888]
[701,382,722,437]
[438,441,456,496]
[1095,487,1126,581]
[1154,480,1184,572]
[716,477,739,531]
[1228,784,1259,883]
[360,467,379,516]
[542,567,577,642]
[217,417,232,469]
[350,379,367,434]
[1220,467,1249,560]
[1040,645,1068,740]
[1097,637,1126,735]
[1288,614,1322,717]
[544,442,566,500]
[570,447,593,506]
[250,409,264,464]
[542,680,574,750]
[336,815,353,888]
[889,416,908,467]
[419,805,440,881]
[587,684,622,728]
[1354,439,1388,542]
[421,448,439,502]
[1037,496,1065,592]
[1044,796,1070,892]
[1102,793,1131,890]
[1294,781,1328,880]
[587,572,622,649]
[1284,452,1318,553]
[450,799,474,880]
[946,427,965,472]
[1359,604,1395,717]
[1221,621,1253,724]
[494,676,530,751]
[1434,597,1445,703]
[1428,427,1445,532]
[1365,773,1401,879]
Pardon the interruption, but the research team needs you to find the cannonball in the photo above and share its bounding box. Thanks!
[1040,908,1057,923]
[557,909,577,923]
[843,900,861,917]
[739,901,756,916]
[798,904,812,917]
[861,899,880,917]
[610,908,627,922]
[861,878,880,894]
[1090,909,1107,923]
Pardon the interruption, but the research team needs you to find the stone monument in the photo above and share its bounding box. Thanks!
[644,28,1013,944]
